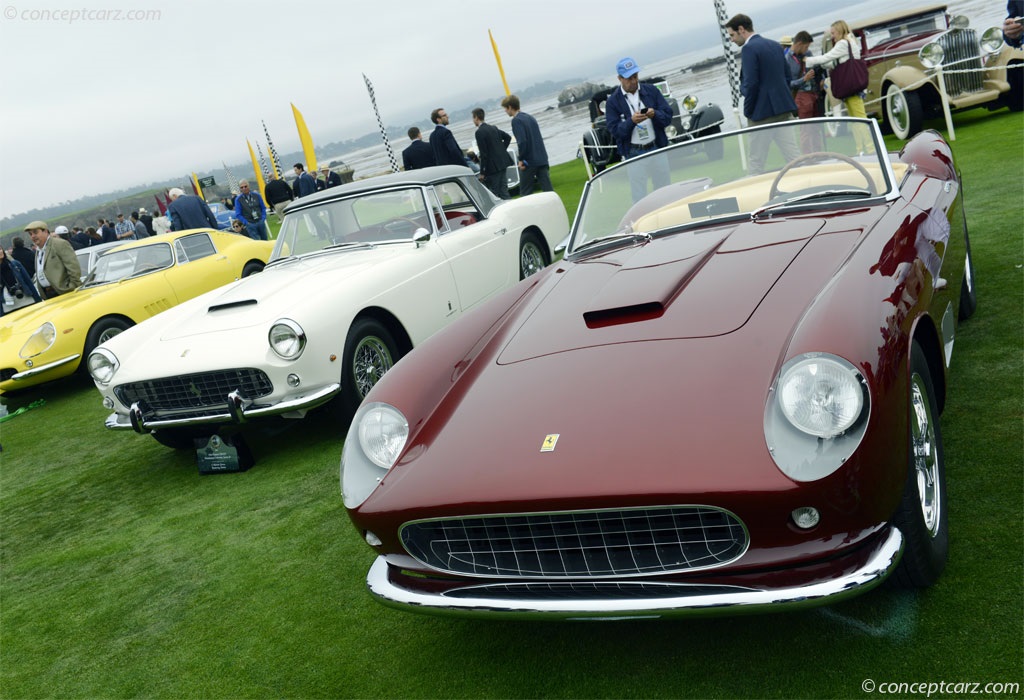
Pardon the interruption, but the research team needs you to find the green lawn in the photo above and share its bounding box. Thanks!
[1,112,1021,699]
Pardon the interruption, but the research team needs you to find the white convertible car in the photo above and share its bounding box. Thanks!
[88,166,569,448]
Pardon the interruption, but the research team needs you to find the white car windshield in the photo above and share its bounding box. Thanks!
[84,242,174,286]
[273,186,433,259]
[569,118,895,256]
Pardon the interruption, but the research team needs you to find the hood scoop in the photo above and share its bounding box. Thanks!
[584,301,663,329]
[208,299,258,313]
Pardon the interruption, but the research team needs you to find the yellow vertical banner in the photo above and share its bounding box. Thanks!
[291,103,318,172]
[246,140,267,199]
[191,172,204,200]
[489,30,510,96]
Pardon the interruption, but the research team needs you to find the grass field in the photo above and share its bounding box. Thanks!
[1,112,1021,699]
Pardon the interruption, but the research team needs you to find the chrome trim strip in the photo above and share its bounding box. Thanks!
[105,383,341,432]
[365,528,903,619]
[12,354,81,380]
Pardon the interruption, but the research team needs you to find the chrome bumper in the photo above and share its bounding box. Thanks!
[365,528,904,620]
[11,354,81,381]
[105,383,341,433]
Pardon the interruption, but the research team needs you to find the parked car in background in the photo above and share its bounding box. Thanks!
[342,118,974,619]
[75,241,124,282]
[823,3,1022,139]
[1,230,273,394]
[581,78,724,173]
[89,166,569,449]
[207,201,234,230]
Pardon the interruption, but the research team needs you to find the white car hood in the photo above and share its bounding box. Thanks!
[159,246,404,340]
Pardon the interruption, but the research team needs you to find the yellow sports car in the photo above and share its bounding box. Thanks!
[0,229,273,394]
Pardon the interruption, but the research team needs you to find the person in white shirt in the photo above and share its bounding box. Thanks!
[806,20,872,154]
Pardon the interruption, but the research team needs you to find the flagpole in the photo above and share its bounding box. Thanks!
[363,73,400,173]
[489,30,511,96]
[246,139,267,199]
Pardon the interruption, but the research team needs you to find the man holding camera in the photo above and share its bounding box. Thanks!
[0,246,42,316]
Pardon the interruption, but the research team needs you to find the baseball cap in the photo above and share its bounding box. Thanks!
[24,220,48,231]
[54,225,70,234]
[616,57,640,78]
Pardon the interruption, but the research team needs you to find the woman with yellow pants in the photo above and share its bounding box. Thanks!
[807,20,873,154]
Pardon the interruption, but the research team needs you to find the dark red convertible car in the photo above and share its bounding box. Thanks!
[341,118,974,619]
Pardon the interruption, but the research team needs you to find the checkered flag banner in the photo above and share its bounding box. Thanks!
[713,0,742,111]
[222,162,241,195]
[363,73,400,173]
[255,142,272,180]
[261,120,282,177]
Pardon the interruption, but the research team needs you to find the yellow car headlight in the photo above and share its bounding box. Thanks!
[20,322,56,359]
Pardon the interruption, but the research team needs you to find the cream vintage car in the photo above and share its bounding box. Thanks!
[88,166,569,448]
[1,230,273,394]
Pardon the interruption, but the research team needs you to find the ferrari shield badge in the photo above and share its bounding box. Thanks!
[540,434,560,452]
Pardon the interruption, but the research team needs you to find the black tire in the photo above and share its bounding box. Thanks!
[891,342,948,588]
[885,83,923,140]
[703,125,724,161]
[84,317,131,358]
[151,427,213,450]
[341,318,402,412]
[958,232,977,321]
[519,233,548,280]
[241,261,264,277]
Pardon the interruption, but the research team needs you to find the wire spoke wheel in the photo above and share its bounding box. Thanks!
[352,335,395,399]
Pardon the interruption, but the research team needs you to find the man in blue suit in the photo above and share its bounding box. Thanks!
[727,13,801,174]
[402,127,437,171]
[167,188,219,231]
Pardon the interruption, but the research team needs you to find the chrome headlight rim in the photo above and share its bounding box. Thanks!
[777,354,867,439]
[268,318,306,360]
[948,14,969,31]
[87,347,120,385]
[980,27,1005,54]
[342,402,410,509]
[919,41,945,69]
[19,321,56,359]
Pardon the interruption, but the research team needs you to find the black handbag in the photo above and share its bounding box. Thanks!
[830,41,869,99]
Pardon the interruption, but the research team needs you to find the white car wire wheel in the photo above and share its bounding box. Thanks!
[343,318,402,411]
[519,233,548,280]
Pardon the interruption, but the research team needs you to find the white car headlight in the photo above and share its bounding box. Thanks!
[342,402,409,508]
[268,319,305,359]
[778,356,864,438]
[87,348,119,384]
[20,322,56,359]
[764,353,870,482]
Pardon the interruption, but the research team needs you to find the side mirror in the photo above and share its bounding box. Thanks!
[413,228,431,247]
[554,235,570,256]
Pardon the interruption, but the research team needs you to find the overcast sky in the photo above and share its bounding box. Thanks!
[0,0,991,219]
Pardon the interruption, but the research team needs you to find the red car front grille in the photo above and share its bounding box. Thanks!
[400,505,748,578]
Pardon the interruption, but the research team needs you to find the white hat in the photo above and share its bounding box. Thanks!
[54,225,70,234]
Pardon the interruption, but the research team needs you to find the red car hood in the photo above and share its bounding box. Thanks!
[498,217,825,363]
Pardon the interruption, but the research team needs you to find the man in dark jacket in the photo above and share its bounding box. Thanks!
[10,237,35,275]
[263,171,294,220]
[500,94,553,196]
[429,107,465,167]
[471,108,513,199]
[138,208,155,236]
[316,165,343,190]
[402,127,436,171]
[167,188,219,231]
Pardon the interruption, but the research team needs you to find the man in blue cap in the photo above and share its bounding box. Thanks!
[604,56,673,201]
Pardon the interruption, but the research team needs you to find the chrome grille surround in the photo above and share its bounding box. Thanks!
[938,29,984,96]
[400,505,749,579]
[114,368,273,413]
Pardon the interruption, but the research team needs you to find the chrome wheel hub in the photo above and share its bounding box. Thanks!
[910,373,941,536]
[353,336,394,398]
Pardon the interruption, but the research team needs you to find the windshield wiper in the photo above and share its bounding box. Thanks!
[751,188,874,220]
[570,231,652,257]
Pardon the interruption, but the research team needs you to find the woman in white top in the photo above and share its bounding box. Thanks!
[807,20,873,153]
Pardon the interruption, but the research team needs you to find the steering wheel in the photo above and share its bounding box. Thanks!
[381,217,424,236]
[769,152,877,201]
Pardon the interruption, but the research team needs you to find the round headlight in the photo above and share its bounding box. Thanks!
[88,348,119,384]
[778,355,865,438]
[980,27,1005,54]
[665,124,678,138]
[268,319,305,359]
[948,14,969,30]
[919,41,945,69]
[357,403,409,469]
[19,322,56,359]
[682,94,699,112]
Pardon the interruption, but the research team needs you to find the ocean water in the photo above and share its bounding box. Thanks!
[331,0,1008,179]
